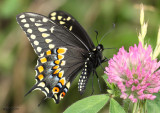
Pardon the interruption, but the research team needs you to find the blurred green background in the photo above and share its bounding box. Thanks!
[0,0,160,113]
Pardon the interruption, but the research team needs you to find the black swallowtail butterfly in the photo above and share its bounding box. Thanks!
[16,11,107,104]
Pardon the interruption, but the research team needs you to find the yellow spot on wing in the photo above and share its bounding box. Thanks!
[49,44,55,49]
[21,19,26,23]
[35,23,42,26]
[61,61,66,66]
[66,82,70,88]
[57,48,67,54]
[54,94,58,99]
[58,54,64,60]
[53,65,59,69]
[38,66,44,73]
[45,39,52,43]
[38,82,45,87]
[19,15,25,18]
[67,17,71,21]
[46,50,51,55]
[38,28,47,32]
[55,60,60,64]
[45,87,49,93]
[58,16,62,20]
[42,33,50,38]
[30,18,35,22]
[30,34,36,39]
[53,68,61,74]
[51,12,56,16]
[60,21,65,24]
[40,57,47,63]
[38,74,44,81]
[37,47,42,52]
[59,78,65,85]
[69,26,73,31]
[58,71,64,78]
[24,24,29,28]
[27,29,32,33]
[51,17,56,20]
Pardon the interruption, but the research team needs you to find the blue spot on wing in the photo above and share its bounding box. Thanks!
[57,83,62,88]
[64,88,68,92]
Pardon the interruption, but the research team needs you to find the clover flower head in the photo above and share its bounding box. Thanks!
[105,42,160,103]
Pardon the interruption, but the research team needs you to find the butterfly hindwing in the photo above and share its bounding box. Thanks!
[49,11,95,51]
[26,46,85,103]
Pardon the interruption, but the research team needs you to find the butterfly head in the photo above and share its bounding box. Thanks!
[96,44,104,52]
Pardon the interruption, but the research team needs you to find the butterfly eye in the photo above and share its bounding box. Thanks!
[97,44,104,51]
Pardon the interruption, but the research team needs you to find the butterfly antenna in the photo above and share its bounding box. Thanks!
[99,23,115,44]
[104,47,118,51]
[95,30,99,44]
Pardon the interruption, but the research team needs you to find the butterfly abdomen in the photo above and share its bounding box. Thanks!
[78,58,93,94]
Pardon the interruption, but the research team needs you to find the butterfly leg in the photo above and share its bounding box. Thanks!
[91,71,95,95]
[94,70,102,92]
[98,58,106,71]
[101,56,109,63]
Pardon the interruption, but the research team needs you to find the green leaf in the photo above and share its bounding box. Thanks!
[146,93,160,113]
[123,99,131,113]
[63,94,109,113]
[102,74,121,97]
[110,98,126,113]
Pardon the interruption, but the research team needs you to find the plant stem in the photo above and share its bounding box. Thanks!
[132,100,146,113]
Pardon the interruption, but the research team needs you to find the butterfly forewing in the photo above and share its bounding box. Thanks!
[16,13,89,57]
[49,11,95,51]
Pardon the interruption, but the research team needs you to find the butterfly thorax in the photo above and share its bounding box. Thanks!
[89,44,104,68]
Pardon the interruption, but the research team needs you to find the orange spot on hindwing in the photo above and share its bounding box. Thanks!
[54,60,60,64]
[38,66,44,73]
[57,54,64,60]
[46,50,51,55]
[40,57,47,63]
[59,78,65,85]
[38,74,44,81]
[58,71,64,78]
[53,65,59,69]
[52,87,59,93]
[53,68,61,74]
[61,92,65,97]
